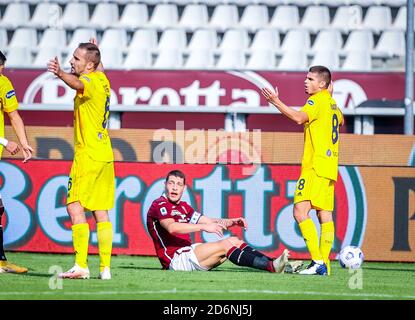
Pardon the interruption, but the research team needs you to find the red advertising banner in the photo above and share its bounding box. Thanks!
[6,69,406,110]
[2,160,414,262]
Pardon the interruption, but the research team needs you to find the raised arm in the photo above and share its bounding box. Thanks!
[199,215,248,230]
[47,56,84,92]
[261,87,309,125]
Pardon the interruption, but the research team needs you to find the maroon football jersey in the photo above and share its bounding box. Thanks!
[147,195,202,269]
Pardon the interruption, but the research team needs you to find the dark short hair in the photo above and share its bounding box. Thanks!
[309,65,331,89]
[166,170,186,184]
[0,51,6,65]
[78,43,101,69]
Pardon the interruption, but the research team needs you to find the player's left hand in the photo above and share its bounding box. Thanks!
[21,143,34,163]
[230,217,248,230]
[47,56,63,78]
[261,86,279,105]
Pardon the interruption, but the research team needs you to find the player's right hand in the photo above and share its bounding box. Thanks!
[47,56,62,78]
[21,143,34,163]
[203,223,226,238]
[261,86,279,104]
[5,141,19,155]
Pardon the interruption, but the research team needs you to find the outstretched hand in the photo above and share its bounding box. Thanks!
[47,56,62,78]
[261,86,279,105]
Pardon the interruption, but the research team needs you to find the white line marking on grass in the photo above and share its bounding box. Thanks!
[1,289,415,299]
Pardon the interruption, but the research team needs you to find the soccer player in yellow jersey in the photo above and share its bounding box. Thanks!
[0,50,34,274]
[262,66,344,276]
[47,40,114,280]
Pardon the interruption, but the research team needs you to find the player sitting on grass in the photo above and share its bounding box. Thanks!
[147,170,301,273]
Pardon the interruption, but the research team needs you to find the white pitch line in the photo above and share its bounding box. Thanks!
[0,289,414,299]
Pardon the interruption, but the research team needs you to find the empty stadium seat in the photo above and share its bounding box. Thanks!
[100,47,124,69]
[219,29,250,51]
[343,30,374,53]
[300,5,331,33]
[115,3,149,30]
[392,7,415,31]
[33,47,62,68]
[246,50,276,70]
[277,50,308,71]
[374,30,405,58]
[209,4,239,31]
[184,49,215,69]
[362,6,392,34]
[129,29,158,51]
[30,2,62,29]
[311,50,340,71]
[281,29,311,53]
[5,47,32,68]
[89,3,120,30]
[0,3,30,29]
[60,2,89,30]
[0,28,8,48]
[100,29,128,50]
[66,28,97,54]
[331,5,363,33]
[269,5,300,33]
[158,29,187,51]
[154,49,184,69]
[188,29,218,51]
[238,4,269,32]
[311,29,343,53]
[179,4,209,31]
[9,28,37,49]
[342,50,372,71]
[149,4,179,30]
[249,28,281,53]
[124,48,153,69]
[216,50,246,69]
[38,29,67,49]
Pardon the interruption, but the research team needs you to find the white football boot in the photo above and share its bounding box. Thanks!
[58,264,90,279]
[99,267,111,280]
[299,260,328,275]
[272,249,290,273]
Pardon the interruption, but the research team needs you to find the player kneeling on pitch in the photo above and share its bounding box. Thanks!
[147,170,301,273]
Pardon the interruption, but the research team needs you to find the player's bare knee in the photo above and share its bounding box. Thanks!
[293,206,309,223]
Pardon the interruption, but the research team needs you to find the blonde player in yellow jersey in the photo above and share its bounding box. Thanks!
[262,66,344,276]
[0,50,34,274]
[47,39,114,280]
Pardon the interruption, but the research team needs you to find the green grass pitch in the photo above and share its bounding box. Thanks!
[1,252,414,300]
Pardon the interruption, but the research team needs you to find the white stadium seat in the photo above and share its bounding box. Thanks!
[100,29,128,50]
[60,2,89,30]
[219,29,250,51]
[331,5,363,33]
[188,29,218,51]
[0,3,30,29]
[269,6,300,33]
[281,29,311,53]
[300,5,331,33]
[343,30,374,53]
[374,30,405,58]
[311,50,340,71]
[179,4,209,31]
[66,28,97,54]
[342,50,372,71]
[30,3,62,29]
[158,29,187,51]
[129,29,158,51]
[9,28,37,49]
[249,28,281,53]
[209,4,239,31]
[238,4,269,32]
[277,50,308,71]
[312,29,343,53]
[216,50,246,69]
[33,47,62,68]
[89,3,120,30]
[184,49,215,69]
[149,4,179,30]
[38,29,67,49]
[5,47,32,68]
[0,28,8,48]
[362,6,392,34]
[246,50,276,70]
[99,47,124,69]
[154,49,184,69]
[392,7,415,31]
[124,48,153,69]
[115,3,149,30]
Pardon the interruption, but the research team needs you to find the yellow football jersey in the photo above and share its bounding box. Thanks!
[300,89,343,181]
[0,75,19,159]
[74,71,114,162]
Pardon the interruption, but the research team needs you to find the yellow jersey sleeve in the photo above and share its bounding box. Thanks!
[78,74,94,99]
[1,77,18,113]
[300,97,319,122]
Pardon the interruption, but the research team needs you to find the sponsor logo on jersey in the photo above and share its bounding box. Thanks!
[160,207,167,216]
[6,90,15,99]
[327,149,332,157]
[307,100,314,106]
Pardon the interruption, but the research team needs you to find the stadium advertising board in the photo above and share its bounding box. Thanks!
[7,69,407,109]
[1,161,414,262]
[4,127,415,167]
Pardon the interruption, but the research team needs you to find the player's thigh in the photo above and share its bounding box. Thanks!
[88,161,115,211]
[309,175,335,212]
